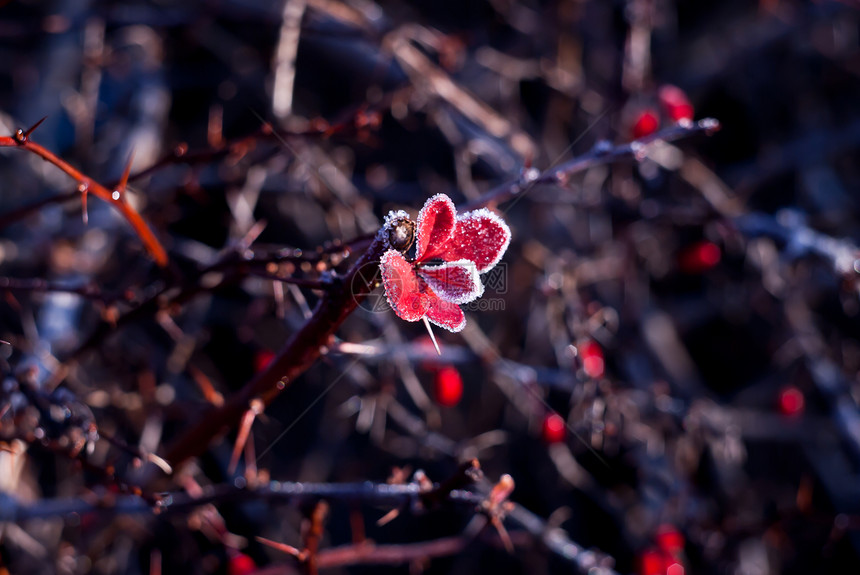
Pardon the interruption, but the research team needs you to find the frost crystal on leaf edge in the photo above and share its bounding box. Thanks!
[418,259,484,305]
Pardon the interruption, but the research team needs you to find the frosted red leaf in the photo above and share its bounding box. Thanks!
[379,193,511,333]
[419,260,483,304]
[380,250,430,322]
[444,209,512,273]
[426,296,466,332]
[415,193,457,262]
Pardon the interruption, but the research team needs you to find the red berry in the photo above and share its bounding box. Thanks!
[254,349,275,373]
[678,241,721,274]
[632,109,660,139]
[434,366,463,407]
[667,563,685,575]
[639,549,669,575]
[542,413,566,444]
[658,85,694,123]
[228,552,257,575]
[656,525,685,555]
[579,340,605,379]
[778,386,805,417]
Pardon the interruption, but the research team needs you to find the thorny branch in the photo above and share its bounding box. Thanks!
[0,120,168,266]
[0,480,619,575]
[2,1,858,573]
[159,118,720,472]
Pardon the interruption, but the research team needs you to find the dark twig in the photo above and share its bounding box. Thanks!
[0,276,134,305]
[0,482,618,574]
[461,118,720,211]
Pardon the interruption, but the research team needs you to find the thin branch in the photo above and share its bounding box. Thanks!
[461,118,721,211]
[0,481,471,522]
[0,276,133,304]
[0,481,618,574]
[0,125,168,266]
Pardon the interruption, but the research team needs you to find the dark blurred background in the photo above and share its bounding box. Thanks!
[1,0,860,574]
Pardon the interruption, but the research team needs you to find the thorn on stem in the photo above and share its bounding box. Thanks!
[376,508,400,526]
[115,152,135,198]
[422,317,441,356]
[14,116,48,143]
[255,536,305,559]
[79,183,89,225]
[146,452,174,475]
[228,398,264,475]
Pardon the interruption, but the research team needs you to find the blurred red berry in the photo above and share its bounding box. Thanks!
[434,365,463,407]
[678,241,721,274]
[667,562,685,575]
[228,552,257,575]
[779,386,805,417]
[542,413,566,444]
[580,340,605,379]
[254,349,275,373]
[656,525,685,555]
[639,548,669,575]
[632,109,660,139]
[659,85,694,123]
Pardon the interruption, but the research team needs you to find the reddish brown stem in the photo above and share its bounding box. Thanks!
[0,132,168,266]
[160,233,385,470]
[303,501,329,575]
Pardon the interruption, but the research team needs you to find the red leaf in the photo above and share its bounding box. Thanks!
[381,194,512,333]
[443,208,512,273]
[416,193,457,262]
[419,260,483,304]
[425,296,466,332]
[380,250,430,322]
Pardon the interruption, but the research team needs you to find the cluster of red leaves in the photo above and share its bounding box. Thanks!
[380,194,511,332]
